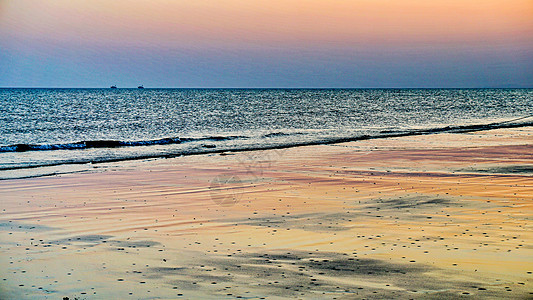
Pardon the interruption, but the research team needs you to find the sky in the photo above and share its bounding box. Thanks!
[1,0,532,88]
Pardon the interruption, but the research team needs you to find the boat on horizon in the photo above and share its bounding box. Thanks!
[138,85,144,89]
[110,85,117,89]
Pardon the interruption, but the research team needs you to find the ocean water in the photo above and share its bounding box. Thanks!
[1,88,532,179]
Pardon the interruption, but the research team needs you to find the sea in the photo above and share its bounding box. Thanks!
[1,88,532,180]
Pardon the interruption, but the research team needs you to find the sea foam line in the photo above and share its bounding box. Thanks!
[0,118,532,173]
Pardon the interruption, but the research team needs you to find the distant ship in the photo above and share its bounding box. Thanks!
[138,85,144,89]
[110,85,117,89]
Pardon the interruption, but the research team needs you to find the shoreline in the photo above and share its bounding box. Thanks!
[1,127,532,299]
[1,118,532,181]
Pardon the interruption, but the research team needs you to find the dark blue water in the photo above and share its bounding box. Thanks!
[1,88,532,179]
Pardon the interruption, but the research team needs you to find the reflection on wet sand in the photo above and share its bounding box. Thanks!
[0,128,532,299]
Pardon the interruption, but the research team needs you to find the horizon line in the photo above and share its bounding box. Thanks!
[1,86,532,89]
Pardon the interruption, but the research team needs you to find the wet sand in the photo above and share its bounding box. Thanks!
[0,128,532,299]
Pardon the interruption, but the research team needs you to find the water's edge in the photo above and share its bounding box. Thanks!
[1,119,531,180]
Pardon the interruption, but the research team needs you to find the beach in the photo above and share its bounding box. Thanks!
[0,127,532,299]
[2,0,533,297]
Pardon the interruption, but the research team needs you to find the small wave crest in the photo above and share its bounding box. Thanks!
[0,135,248,153]
[261,131,305,138]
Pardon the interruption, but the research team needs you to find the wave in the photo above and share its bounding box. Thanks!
[261,131,304,138]
[0,135,247,153]
[0,119,532,175]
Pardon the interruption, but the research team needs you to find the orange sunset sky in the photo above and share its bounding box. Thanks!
[1,0,532,87]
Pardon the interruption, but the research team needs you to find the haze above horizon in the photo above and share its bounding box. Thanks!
[1,0,532,88]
